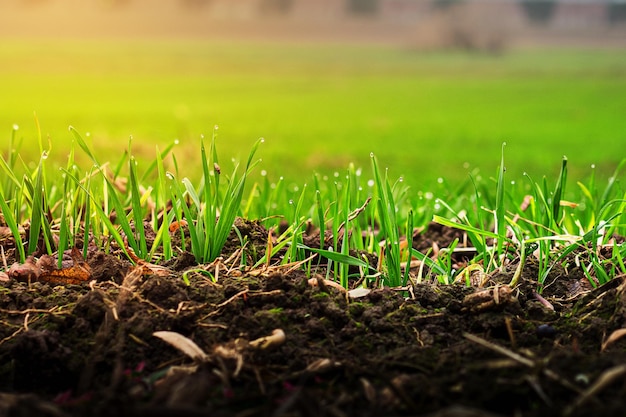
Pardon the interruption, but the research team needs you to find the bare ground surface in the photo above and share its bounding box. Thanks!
[1,220,626,417]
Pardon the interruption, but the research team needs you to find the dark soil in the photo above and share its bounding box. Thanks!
[1,220,626,417]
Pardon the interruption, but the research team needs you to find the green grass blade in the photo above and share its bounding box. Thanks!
[0,189,25,263]
[551,156,568,228]
[495,142,506,255]
[129,156,148,258]
[298,244,369,269]
[27,154,46,255]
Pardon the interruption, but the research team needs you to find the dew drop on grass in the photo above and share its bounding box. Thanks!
[511,181,515,185]
[367,179,374,187]
[358,187,363,191]
[289,200,294,205]
[174,139,180,145]
[369,152,374,158]
[591,164,595,169]
[463,162,470,169]
[437,178,444,184]
[399,176,404,182]
[260,137,265,143]
[166,172,175,180]
[425,192,433,200]
[261,170,267,177]
[86,132,91,137]
[41,151,49,160]
[333,172,339,178]
[356,168,362,177]
[12,124,19,131]
[323,176,328,181]
[214,125,219,131]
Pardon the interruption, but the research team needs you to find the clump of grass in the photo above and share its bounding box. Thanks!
[1,125,625,291]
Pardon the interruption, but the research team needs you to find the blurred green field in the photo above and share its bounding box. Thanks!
[1,39,625,189]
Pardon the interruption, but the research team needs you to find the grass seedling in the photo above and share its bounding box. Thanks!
[370,152,403,287]
[167,133,262,264]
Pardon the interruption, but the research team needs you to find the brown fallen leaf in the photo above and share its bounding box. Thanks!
[8,257,41,283]
[8,247,92,285]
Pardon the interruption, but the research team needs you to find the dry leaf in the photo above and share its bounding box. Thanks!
[153,331,209,362]
[8,257,40,283]
[7,248,91,285]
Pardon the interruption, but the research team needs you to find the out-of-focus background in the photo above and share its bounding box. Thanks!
[1,0,625,187]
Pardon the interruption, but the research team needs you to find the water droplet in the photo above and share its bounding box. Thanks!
[591,164,595,169]
[293,186,299,192]
[399,176,404,182]
[174,139,180,145]
[289,199,294,205]
[41,151,49,160]
[425,192,434,200]
[463,162,470,169]
[511,180,515,185]
[356,168,362,176]
[260,137,265,143]
[323,176,328,181]
[214,125,219,130]
[437,178,444,184]
[333,172,339,178]
[369,152,374,158]
[166,172,174,180]
[279,176,284,181]
[12,124,19,131]
[358,187,363,191]
[367,179,374,187]
[261,170,267,177]
[129,135,133,141]
[86,132,91,137]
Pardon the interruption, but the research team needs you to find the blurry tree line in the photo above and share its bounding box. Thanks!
[17,0,626,25]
